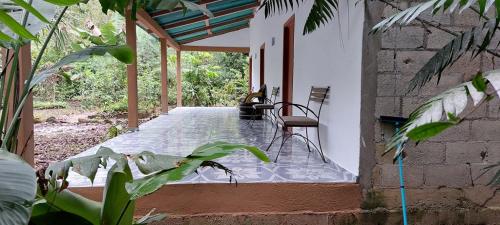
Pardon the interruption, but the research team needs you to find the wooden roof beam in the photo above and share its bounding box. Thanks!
[172,14,253,38]
[180,45,249,53]
[136,9,180,50]
[162,2,259,30]
[179,24,249,44]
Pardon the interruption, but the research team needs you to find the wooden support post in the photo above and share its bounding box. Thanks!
[1,45,34,165]
[176,50,182,107]
[126,10,139,130]
[160,39,169,113]
[17,44,34,166]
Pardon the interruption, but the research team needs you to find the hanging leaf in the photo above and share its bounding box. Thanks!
[406,19,498,93]
[386,70,500,160]
[0,150,37,225]
[406,121,456,141]
[372,0,500,33]
[303,0,338,34]
[0,10,36,40]
[10,0,49,23]
[259,0,340,34]
[43,0,81,6]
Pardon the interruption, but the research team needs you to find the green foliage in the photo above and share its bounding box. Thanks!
[0,142,267,225]
[33,5,249,113]
[33,101,69,109]
[259,0,339,34]
[405,121,457,141]
[0,151,36,225]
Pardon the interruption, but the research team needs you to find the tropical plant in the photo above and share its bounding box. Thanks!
[371,1,500,186]
[1,142,269,225]
[0,1,229,225]
[0,0,133,155]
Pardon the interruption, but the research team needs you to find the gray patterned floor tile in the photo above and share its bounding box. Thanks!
[67,107,357,187]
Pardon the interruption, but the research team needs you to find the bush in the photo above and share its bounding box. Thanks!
[33,101,69,110]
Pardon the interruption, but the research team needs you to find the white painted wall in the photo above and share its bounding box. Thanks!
[249,1,364,175]
[186,28,250,47]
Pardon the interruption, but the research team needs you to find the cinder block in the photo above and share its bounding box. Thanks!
[463,186,499,206]
[424,164,471,187]
[416,72,464,97]
[374,187,464,209]
[487,98,500,119]
[395,51,435,76]
[401,96,429,117]
[428,121,470,142]
[484,141,500,162]
[470,162,499,185]
[375,97,400,117]
[452,10,480,27]
[405,142,446,165]
[443,52,481,78]
[419,8,452,26]
[445,141,488,164]
[377,50,396,72]
[382,26,425,49]
[375,143,394,165]
[471,120,500,141]
[373,164,424,188]
[377,74,398,96]
[426,27,455,49]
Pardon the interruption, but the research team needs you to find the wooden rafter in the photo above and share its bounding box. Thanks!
[162,2,259,30]
[136,9,180,50]
[180,45,249,53]
[179,24,249,44]
[172,14,253,38]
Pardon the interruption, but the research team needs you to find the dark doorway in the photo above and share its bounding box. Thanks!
[282,16,295,116]
[259,44,265,86]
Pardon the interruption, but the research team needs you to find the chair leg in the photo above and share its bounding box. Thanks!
[316,127,327,163]
[265,122,280,152]
[275,129,292,163]
[249,107,257,127]
[305,127,312,152]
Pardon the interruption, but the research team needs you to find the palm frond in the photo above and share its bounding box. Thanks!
[303,0,338,34]
[386,70,500,158]
[407,19,498,93]
[260,0,339,34]
[259,0,302,18]
[373,0,499,33]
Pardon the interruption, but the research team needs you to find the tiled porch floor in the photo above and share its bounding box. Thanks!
[68,107,356,187]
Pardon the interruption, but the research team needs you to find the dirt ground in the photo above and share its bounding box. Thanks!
[34,106,159,170]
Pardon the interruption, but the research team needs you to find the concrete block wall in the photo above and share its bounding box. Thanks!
[371,1,500,210]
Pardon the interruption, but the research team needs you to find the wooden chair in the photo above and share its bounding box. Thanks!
[250,87,280,126]
[266,86,330,163]
[239,85,267,120]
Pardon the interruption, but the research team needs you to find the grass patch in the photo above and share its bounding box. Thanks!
[34,101,69,110]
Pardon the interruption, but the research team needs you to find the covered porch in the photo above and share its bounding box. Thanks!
[68,107,356,187]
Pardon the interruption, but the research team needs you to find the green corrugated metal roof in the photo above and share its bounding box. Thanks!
[145,0,257,44]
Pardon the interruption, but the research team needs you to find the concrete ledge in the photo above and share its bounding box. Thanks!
[72,183,360,215]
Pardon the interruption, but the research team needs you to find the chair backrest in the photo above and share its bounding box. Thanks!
[257,84,267,103]
[306,86,330,119]
[269,87,280,104]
